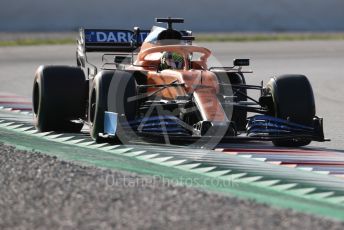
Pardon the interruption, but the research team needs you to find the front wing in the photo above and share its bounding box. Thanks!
[102,112,327,144]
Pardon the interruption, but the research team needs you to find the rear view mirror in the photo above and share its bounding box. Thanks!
[233,59,250,66]
[114,56,132,64]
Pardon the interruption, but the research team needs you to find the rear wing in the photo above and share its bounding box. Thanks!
[78,28,150,53]
[77,27,193,77]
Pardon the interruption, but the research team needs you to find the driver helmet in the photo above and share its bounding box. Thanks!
[160,51,184,70]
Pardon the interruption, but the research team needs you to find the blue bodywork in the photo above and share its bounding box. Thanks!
[104,111,321,140]
[104,112,118,136]
[84,29,149,43]
[128,116,189,135]
[246,115,315,137]
[104,113,189,136]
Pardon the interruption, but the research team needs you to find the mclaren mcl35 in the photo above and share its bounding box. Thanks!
[33,18,327,147]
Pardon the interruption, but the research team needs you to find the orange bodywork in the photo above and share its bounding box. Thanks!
[131,44,228,122]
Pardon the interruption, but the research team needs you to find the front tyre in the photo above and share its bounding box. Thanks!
[266,74,315,147]
[88,70,137,143]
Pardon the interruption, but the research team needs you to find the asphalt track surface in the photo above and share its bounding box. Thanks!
[1,143,344,230]
[1,41,344,229]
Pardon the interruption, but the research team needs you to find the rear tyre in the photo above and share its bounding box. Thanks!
[33,65,86,132]
[215,72,247,131]
[89,70,137,142]
[266,74,315,147]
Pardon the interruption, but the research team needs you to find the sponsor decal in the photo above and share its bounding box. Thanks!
[85,30,149,43]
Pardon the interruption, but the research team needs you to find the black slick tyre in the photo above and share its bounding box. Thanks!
[33,65,86,132]
[266,74,315,147]
[88,70,137,143]
[214,71,247,131]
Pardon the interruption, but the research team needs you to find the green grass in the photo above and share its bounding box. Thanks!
[1,33,344,46]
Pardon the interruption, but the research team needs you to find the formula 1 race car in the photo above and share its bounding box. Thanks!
[32,17,327,147]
